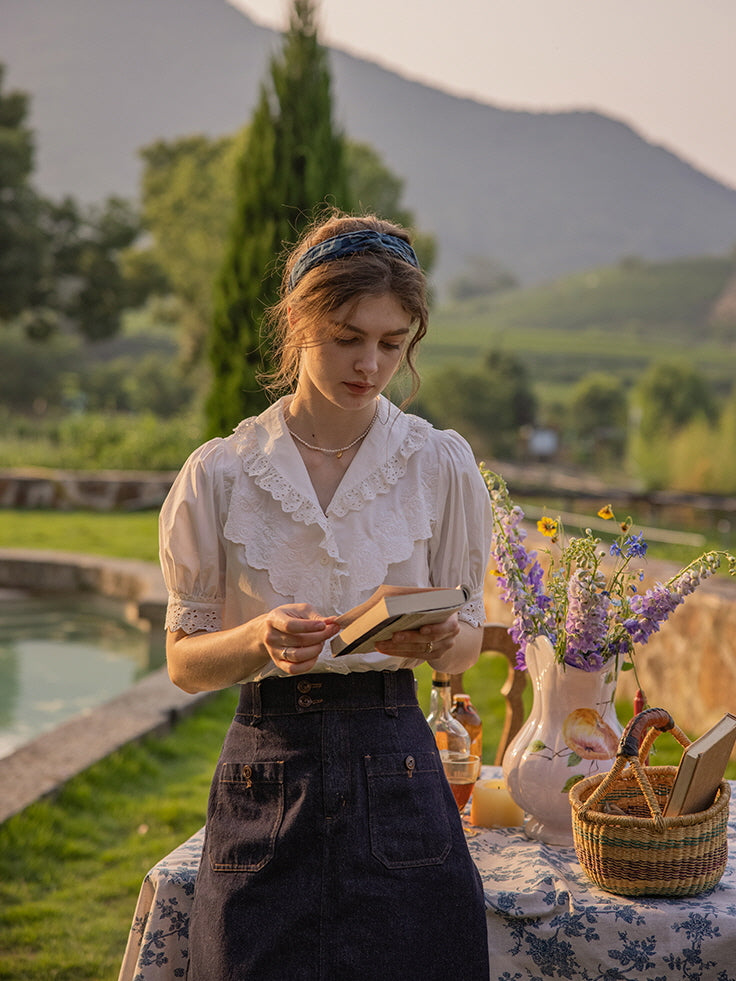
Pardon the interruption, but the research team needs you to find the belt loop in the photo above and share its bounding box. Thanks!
[251,681,262,727]
[384,671,398,717]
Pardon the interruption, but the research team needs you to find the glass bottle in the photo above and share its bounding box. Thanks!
[452,693,483,759]
[426,671,470,755]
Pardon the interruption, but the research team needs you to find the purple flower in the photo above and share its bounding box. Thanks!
[610,533,648,559]
[480,464,736,676]
[564,649,606,672]
[622,556,719,644]
[624,532,648,558]
[563,569,611,668]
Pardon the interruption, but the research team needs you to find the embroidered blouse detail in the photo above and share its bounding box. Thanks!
[165,596,223,635]
[222,404,437,605]
[159,396,493,679]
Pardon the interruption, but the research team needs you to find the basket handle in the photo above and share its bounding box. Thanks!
[577,708,688,830]
[619,707,676,758]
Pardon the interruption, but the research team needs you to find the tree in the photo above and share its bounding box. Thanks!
[0,65,44,320]
[632,359,718,442]
[32,195,145,341]
[628,359,720,489]
[1,66,147,341]
[567,371,628,465]
[416,349,536,459]
[206,0,349,434]
[139,133,241,363]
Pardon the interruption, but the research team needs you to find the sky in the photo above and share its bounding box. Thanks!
[230,0,736,190]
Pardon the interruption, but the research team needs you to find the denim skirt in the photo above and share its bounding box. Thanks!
[187,669,490,981]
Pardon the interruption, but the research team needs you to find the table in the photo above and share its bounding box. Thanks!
[118,770,736,981]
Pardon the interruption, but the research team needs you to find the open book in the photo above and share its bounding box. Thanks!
[329,585,469,658]
[663,712,736,817]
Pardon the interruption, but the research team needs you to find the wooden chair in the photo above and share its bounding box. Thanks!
[450,623,527,765]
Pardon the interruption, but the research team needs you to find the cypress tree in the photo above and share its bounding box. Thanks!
[206,0,349,435]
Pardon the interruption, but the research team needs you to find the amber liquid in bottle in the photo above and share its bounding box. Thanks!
[451,693,483,759]
[427,673,476,811]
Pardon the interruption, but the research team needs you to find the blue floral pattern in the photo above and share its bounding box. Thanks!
[118,830,202,981]
[118,773,736,981]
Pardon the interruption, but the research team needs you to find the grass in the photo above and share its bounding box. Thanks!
[0,688,238,980]
[0,510,160,563]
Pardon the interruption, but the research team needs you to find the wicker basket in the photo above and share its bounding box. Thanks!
[569,707,731,897]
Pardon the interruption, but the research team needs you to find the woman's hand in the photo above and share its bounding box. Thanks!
[166,604,340,692]
[374,611,461,662]
[264,604,340,675]
[374,614,483,675]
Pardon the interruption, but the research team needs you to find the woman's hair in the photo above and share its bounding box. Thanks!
[260,211,429,404]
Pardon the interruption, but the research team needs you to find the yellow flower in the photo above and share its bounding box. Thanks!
[537,516,559,539]
[597,505,614,520]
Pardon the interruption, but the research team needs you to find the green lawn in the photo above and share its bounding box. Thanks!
[0,690,238,980]
[0,510,160,563]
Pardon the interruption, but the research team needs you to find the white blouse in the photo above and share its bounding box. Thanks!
[159,396,493,682]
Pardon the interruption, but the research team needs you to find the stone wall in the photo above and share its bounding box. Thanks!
[0,548,168,633]
[0,468,176,511]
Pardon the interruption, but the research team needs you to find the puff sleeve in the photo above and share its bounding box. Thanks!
[428,430,493,627]
[158,439,233,634]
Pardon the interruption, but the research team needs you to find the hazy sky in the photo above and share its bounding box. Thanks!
[231,0,736,190]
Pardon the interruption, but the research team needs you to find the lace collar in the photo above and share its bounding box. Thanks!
[230,395,431,523]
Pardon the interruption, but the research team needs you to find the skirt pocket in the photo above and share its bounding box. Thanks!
[364,752,451,869]
[208,760,285,872]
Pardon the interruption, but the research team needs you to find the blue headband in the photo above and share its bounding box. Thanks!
[288,229,420,290]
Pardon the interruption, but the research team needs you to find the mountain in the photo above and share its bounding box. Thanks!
[4,0,736,290]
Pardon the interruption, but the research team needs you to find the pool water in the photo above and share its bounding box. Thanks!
[0,590,157,760]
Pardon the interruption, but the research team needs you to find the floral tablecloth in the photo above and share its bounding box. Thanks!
[118,769,736,981]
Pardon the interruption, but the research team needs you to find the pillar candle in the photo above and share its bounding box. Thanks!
[470,778,524,828]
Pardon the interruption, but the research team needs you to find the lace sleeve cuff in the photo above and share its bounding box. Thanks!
[165,595,223,634]
[457,595,486,629]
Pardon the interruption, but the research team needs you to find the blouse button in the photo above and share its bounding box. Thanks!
[320,555,330,566]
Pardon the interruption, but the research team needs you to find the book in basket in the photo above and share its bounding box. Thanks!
[663,712,736,817]
[330,585,468,657]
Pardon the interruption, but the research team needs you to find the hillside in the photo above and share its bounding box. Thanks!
[421,255,736,404]
[5,0,736,291]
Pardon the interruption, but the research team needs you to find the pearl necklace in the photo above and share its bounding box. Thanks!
[287,405,378,458]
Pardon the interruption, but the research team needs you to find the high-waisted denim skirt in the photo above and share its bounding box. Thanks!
[187,669,490,981]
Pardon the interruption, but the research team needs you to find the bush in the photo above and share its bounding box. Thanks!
[0,410,203,471]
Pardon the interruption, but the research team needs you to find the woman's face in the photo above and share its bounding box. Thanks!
[296,292,413,413]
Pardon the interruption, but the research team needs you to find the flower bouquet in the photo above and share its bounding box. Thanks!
[481,465,736,844]
[481,466,736,679]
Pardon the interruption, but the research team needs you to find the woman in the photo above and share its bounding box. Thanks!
[160,212,492,980]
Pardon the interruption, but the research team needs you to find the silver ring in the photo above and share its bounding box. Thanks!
[281,646,293,662]
[426,642,433,655]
